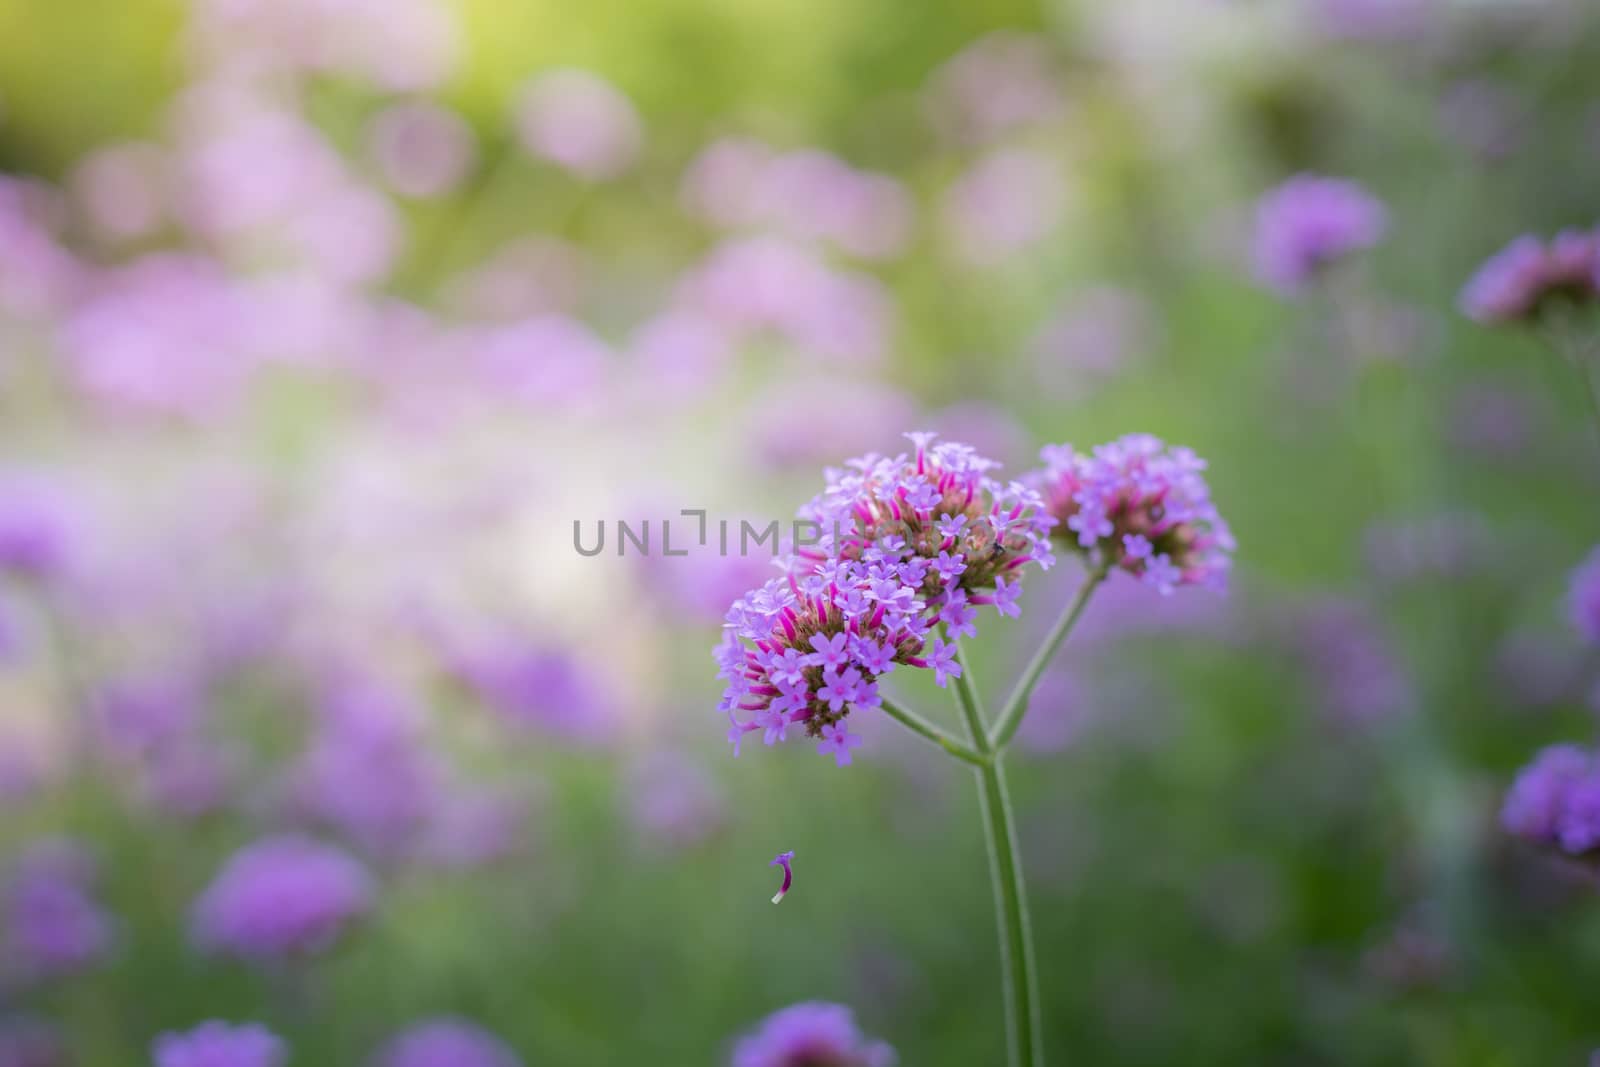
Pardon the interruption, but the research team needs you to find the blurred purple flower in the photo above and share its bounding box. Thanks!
[1568,546,1600,645]
[624,752,725,848]
[91,672,205,761]
[142,739,239,820]
[468,315,610,410]
[442,238,585,322]
[628,310,734,402]
[1252,174,1387,295]
[513,69,642,181]
[680,139,912,260]
[924,32,1066,144]
[188,0,459,91]
[1290,598,1412,727]
[676,237,892,363]
[366,102,477,200]
[61,254,253,420]
[1030,286,1157,397]
[152,1022,285,1067]
[942,148,1064,266]
[729,1002,895,1067]
[287,675,442,855]
[1502,744,1590,843]
[4,839,115,981]
[0,472,77,580]
[192,835,373,961]
[174,107,347,239]
[414,787,525,870]
[1361,513,1499,584]
[1459,229,1600,325]
[0,1017,67,1067]
[454,641,620,745]
[374,1019,522,1067]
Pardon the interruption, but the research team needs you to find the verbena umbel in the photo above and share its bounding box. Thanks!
[1030,434,1235,594]
[715,433,1057,766]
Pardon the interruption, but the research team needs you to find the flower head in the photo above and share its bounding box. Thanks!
[4,838,115,980]
[1459,228,1600,325]
[1502,744,1594,847]
[153,1022,286,1067]
[730,1002,896,1067]
[1029,435,1233,593]
[191,835,373,961]
[1252,174,1387,295]
[375,1019,522,1067]
[716,433,1054,765]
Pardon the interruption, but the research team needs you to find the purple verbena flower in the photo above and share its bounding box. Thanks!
[924,637,962,688]
[375,1019,523,1067]
[1459,228,1600,325]
[153,1022,286,1067]
[714,433,1053,764]
[817,722,863,767]
[1029,435,1233,592]
[191,835,373,962]
[1502,744,1591,844]
[730,1002,896,1067]
[1252,174,1387,295]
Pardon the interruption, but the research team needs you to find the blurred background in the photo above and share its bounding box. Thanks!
[2,0,1600,1062]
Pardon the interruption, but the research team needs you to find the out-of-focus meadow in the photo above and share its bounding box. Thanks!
[3,0,1600,1063]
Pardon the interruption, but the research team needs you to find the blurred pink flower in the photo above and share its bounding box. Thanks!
[442,238,585,322]
[176,107,346,238]
[628,310,734,401]
[942,148,1064,265]
[366,101,477,200]
[513,69,642,180]
[60,254,254,419]
[925,32,1067,144]
[468,314,611,409]
[70,142,170,241]
[680,139,912,259]
[625,751,725,848]
[189,0,460,91]
[1030,286,1158,396]
[675,237,892,362]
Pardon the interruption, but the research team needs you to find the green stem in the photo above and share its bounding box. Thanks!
[974,756,1042,1067]
[878,694,988,767]
[989,564,1108,750]
[948,640,1041,1067]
